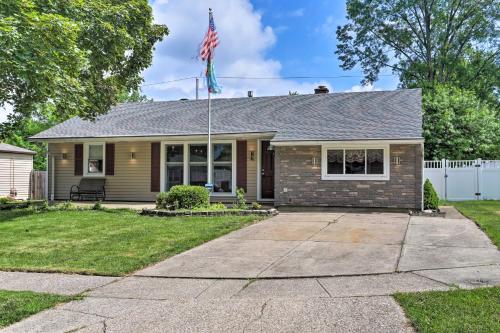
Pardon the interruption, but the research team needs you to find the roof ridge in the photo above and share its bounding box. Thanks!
[116,88,421,105]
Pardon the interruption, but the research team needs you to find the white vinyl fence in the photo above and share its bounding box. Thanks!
[424,159,500,201]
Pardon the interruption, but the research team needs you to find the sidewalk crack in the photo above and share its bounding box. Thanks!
[316,278,332,298]
[395,214,411,272]
[242,299,269,333]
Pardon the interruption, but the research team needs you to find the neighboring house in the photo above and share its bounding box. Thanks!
[30,88,424,209]
[0,143,35,200]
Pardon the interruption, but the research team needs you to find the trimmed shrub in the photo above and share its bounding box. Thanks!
[424,179,439,210]
[156,185,209,210]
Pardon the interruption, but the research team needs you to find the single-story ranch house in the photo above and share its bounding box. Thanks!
[31,88,424,209]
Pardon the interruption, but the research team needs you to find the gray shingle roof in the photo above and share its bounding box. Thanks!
[31,89,422,142]
[0,143,36,155]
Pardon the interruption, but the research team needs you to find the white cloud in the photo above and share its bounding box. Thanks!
[316,15,347,38]
[0,104,13,123]
[144,0,321,100]
[345,84,379,92]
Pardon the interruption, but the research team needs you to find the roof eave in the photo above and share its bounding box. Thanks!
[271,138,424,146]
[29,131,278,143]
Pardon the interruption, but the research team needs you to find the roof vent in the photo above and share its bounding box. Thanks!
[314,85,329,94]
[179,98,189,101]
[248,91,253,98]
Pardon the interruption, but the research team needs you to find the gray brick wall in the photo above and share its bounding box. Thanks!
[274,144,423,209]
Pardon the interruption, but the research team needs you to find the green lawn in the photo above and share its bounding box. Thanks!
[395,287,500,333]
[445,200,500,248]
[0,290,77,328]
[0,209,262,276]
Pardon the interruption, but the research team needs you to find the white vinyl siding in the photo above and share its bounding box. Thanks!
[0,153,33,200]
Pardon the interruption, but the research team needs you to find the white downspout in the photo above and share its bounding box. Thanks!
[50,154,55,202]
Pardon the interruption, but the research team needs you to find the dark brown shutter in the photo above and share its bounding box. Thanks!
[105,143,115,176]
[74,144,83,176]
[236,140,247,192]
[150,142,161,192]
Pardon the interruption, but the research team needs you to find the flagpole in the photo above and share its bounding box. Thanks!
[207,87,212,190]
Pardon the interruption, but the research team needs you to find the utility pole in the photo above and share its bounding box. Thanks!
[195,77,199,100]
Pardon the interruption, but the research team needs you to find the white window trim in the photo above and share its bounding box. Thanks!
[160,140,237,196]
[321,143,390,181]
[83,142,105,177]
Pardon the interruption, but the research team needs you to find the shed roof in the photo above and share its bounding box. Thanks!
[0,143,36,155]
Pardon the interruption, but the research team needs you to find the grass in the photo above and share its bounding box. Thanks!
[395,287,500,333]
[0,208,262,276]
[444,200,500,248]
[0,290,77,328]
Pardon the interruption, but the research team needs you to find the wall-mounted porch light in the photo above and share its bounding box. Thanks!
[61,153,68,160]
[393,156,401,165]
[250,151,255,161]
[130,152,136,160]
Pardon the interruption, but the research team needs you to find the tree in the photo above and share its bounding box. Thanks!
[0,0,168,120]
[117,88,152,103]
[336,0,499,98]
[423,84,499,159]
[0,105,60,170]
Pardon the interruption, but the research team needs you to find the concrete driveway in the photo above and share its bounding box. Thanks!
[2,208,499,333]
[135,210,500,280]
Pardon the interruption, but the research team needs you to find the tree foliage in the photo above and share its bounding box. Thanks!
[336,0,499,159]
[0,0,168,120]
[423,84,499,159]
[336,0,499,98]
[117,88,152,103]
[0,106,60,170]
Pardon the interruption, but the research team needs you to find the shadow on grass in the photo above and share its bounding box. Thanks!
[0,207,142,224]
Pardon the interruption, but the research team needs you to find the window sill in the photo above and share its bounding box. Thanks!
[211,192,235,197]
[83,174,105,178]
[321,175,389,181]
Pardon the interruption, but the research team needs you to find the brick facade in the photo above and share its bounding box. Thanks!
[274,144,423,209]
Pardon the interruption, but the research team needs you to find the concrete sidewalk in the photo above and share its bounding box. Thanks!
[0,271,118,295]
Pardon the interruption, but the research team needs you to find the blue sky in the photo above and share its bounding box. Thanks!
[141,0,400,101]
[0,0,400,122]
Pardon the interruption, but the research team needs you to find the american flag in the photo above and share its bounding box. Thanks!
[200,9,219,61]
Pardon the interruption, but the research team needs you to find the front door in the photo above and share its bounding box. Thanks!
[261,140,275,199]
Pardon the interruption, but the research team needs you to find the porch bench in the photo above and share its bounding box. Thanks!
[70,178,106,201]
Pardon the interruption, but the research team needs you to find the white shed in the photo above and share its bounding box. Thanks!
[0,143,36,200]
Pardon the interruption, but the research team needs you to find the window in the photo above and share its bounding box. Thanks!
[189,144,207,187]
[84,143,105,176]
[213,143,232,192]
[165,145,184,190]
[322,145,389,180]
[161,141,236,194]
[345,149,365,174]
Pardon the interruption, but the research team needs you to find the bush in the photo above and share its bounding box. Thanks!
[233,188,247,209]
[55,201,75,211]
[210,202,227,210]
[252,202,262,210]
[156,192,170,209]
[92,201,103,210]
[424,179,439,210]
[0,197,18,204]
[156,185,209,210]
